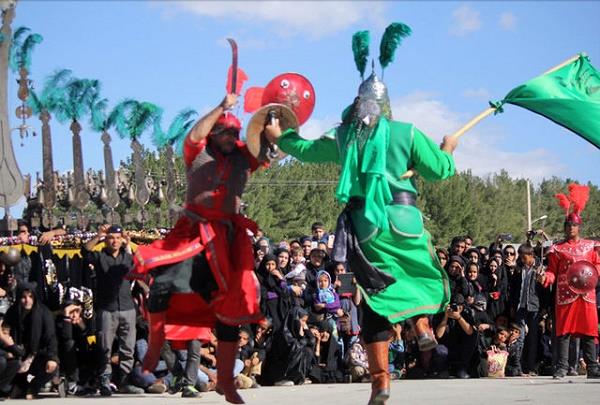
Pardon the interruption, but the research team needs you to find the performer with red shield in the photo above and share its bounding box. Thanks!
[131,40,263,404]
[540,184,600,379]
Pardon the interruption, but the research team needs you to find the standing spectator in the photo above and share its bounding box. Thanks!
[82,224,142,395]
[464,235,474,252]
[449,236,467,258]
[446,256,472,298]
[300,237,313,260]
[435,248,448,270]
[256,255,292,333]
[509,244,544,375]
[484,257,508,321]
[311,222,329,244]
[4,283,59,399]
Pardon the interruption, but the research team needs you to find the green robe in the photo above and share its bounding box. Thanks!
[278,119,454,323]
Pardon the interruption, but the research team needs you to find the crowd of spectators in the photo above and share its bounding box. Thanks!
[0,220,598,399]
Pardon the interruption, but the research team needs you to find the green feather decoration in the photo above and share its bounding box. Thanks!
[378,22,412,69]
[352,30,370,79]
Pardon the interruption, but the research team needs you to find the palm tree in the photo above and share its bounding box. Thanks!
[113,99,162,207]
[27,69,74,210]
[153,108,197,206]
[0,2,25,210]
[89,94,122,213]
[50,69,99,211]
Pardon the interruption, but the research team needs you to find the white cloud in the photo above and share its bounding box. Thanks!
[462,87,491,100]
[450,4,482,36]
[391,92,565,182]
[167,1,387,39]
[299,116,339,140]
[499,12,517,31]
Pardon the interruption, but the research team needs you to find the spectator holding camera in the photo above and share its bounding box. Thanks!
[433,294,476,378]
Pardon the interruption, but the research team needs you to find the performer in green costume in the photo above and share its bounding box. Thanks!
[264,23,459,405]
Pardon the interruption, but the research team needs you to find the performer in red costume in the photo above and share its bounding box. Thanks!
[132,93,264,404]
[540,184,600,379]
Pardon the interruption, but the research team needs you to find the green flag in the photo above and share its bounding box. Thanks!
[498,54,600,149]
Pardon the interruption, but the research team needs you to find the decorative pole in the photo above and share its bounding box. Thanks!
[0,2,24,233]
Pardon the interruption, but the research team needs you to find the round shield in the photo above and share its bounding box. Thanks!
[566,260,599,294]
[261,73,316,126]
[246,103,298,162]
[1,247,22,266]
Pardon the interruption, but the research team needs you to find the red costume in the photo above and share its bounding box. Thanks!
[131,113,264,404]
[544,238,600,337]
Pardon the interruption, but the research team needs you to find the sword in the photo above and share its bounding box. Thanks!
[227,38,238,94]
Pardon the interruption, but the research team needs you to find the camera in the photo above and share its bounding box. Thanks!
[449,303,459,312]
[498,233,512,241]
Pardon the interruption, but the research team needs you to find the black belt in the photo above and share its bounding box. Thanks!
[348,191,416,209]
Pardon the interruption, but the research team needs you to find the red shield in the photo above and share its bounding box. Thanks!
[261,73,316,125]
[566,260,598,294]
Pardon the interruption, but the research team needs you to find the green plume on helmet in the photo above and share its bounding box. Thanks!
[378,22,412,71]
[352,30,370,80]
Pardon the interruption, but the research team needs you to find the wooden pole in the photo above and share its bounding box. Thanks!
[400,53,584,179]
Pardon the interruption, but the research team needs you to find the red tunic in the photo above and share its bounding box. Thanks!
[544,238,600,337]
[131,135,264,336]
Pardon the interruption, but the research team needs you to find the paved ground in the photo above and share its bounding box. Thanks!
[34,376,598,405]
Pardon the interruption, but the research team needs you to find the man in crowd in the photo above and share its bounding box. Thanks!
[82,224,143,395]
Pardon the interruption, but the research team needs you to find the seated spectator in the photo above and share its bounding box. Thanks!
[388,323,405,380]
[56,288,103,396]
[505,323,524,377]
[261,307,316,386]
[433,294,477,379]
[309,321,343,383]
[5,282,59,399]
[489,326,510,351]
[345,339,369,383]
[0,315,23,398]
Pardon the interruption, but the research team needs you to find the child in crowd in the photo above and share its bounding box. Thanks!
[388,323,405,379]
[505,323,524,376]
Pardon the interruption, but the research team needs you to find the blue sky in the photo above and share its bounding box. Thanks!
[3,1,600,217]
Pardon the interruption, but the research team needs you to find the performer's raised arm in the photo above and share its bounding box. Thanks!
[187,93,238,144]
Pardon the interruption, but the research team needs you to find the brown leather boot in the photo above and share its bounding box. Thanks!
[216,341,245,404]
[410,315,438,352]
[366,341,390,405]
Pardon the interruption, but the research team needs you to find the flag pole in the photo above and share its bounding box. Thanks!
[400,53,583,179]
